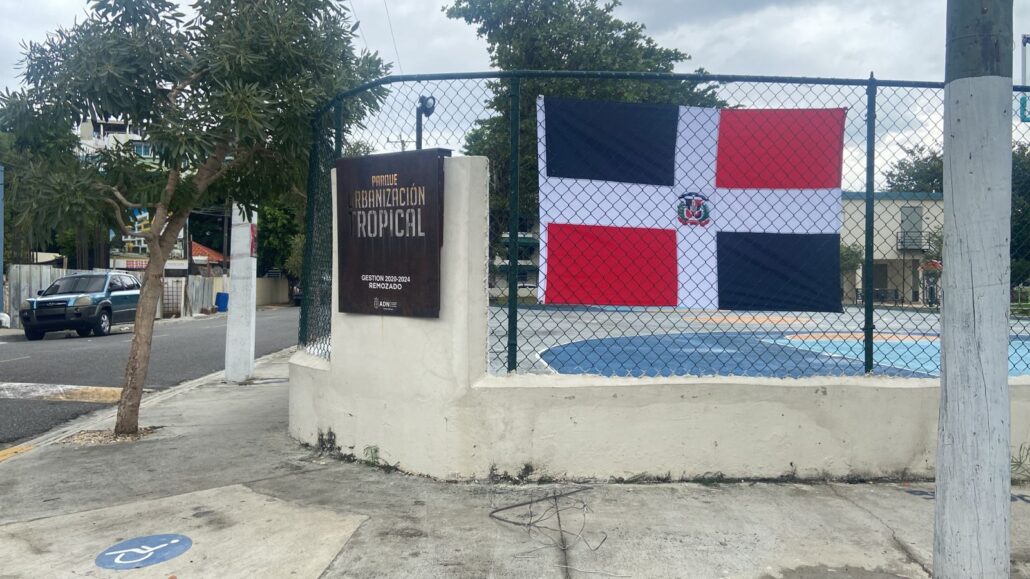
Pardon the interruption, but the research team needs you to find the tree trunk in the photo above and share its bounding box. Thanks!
[934,1,1012,576]
[113,244,169,435]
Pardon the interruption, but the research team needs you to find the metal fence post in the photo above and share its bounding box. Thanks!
[299,114,323,347]
[506,77,521,372]
[863,73,877,373]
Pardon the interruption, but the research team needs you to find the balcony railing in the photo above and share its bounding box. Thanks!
[896,231,929,251]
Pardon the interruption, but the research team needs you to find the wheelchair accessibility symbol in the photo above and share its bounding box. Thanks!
[95,534,192,570]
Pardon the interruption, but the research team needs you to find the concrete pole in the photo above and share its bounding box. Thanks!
[934,1,1013,576]
[225,204,257,383]
[0,164,6,328]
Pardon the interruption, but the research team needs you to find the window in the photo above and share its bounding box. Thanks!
[900,206,923,233]
[44,275,107,295]
[109,276,126,292]
[114,276,137,290]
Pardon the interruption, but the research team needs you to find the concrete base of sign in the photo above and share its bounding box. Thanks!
[288,156,1030,481]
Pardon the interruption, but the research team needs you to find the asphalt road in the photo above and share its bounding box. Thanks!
[0,307,300,447]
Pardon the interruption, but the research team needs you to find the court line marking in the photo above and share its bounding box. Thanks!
[0,444,33,463]
[0,383,125,403]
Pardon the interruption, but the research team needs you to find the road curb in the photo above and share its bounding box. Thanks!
[0,346,296,464]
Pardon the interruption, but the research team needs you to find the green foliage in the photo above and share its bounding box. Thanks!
[3,0,388,257]
[284,232,306,279]
[885,145,943,193]
[924,227,943,263]
[448,0,692,74]
[840,243,863,273]
[446,0,722,253]
[257,200,299,275]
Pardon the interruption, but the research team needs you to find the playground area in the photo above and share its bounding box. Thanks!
[488,306,1030,378]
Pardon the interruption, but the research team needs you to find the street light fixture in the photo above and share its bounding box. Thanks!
[415,95,436,150]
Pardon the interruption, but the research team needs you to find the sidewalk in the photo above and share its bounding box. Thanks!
[0,350,1028,578]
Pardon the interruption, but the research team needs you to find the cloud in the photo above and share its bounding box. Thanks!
[5,0,1030,95]
[0,0,86,92]
[617,0,821,32]
[646,0,947,81]
[347,0,490,74]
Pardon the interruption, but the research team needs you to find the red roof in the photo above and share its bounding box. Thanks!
[191,241,224,263]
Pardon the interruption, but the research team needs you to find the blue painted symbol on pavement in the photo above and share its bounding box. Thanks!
[95,534,192,570]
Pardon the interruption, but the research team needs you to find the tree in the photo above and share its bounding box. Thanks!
[5,0,386,434]
[445,0,722,256]
[257,200,299,276]
[0,91,103,265]
[885,145,943,193]
[884,143,1030,286]
[839,242,863,274]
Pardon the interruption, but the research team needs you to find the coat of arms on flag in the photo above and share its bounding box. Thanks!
[536,96,847,313]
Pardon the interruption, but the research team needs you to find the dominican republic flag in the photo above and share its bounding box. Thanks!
[537,96,847,312]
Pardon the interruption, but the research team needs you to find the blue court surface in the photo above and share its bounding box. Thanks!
[539,332,1030,378]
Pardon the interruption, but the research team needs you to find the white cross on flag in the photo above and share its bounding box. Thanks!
[536,96,847,312]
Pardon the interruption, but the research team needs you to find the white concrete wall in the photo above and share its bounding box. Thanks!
[288,156,1030,481]
[255,278,289,306]
[841,197,944,261]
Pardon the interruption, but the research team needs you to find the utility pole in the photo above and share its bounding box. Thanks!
[225,204,257,382]
[0,164,6,328]
[935,1,1013,577]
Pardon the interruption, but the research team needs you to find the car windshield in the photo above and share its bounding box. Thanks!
[43,275,107,296]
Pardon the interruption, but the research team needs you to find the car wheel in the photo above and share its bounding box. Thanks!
[24,328,45,341]
[93,310,112,337]
[76,328,93,338]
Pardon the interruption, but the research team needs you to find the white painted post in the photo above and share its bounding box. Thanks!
[225,205,257,383]
[934,1,1013,576]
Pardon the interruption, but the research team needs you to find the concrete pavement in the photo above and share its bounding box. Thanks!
[1,348,1028,578]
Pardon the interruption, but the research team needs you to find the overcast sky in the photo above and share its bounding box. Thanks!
[4,0,1030,94]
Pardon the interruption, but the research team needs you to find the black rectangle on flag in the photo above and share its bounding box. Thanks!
[543,97,678,186]
[717,232,842,313]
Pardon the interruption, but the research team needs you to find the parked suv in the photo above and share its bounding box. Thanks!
[18,272,141,341]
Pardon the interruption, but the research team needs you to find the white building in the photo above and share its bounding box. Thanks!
[840,191,944,306]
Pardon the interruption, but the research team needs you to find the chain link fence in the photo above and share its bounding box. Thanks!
[299,71,1030,379]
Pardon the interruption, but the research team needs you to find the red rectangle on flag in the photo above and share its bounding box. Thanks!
[545,223,677,307]
[715,108,846,189]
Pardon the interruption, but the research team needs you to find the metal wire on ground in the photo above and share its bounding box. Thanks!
[489,486,624,578]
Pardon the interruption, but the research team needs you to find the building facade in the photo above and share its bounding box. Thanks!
[841,191,943,306]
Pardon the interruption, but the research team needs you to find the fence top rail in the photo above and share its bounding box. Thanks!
[317,70,1007,115]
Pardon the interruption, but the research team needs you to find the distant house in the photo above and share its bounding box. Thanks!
[191,241,226,276]
[841,191,943,305]
[78,119,155,160]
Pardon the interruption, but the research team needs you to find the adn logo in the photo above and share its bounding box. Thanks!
[373,297,398,311]
[676,192,711,227]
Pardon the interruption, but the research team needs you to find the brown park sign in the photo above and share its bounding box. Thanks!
[336,149,450,317]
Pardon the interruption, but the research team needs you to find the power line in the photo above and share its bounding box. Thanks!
[381,0,403,74]
[348,0,368,52]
